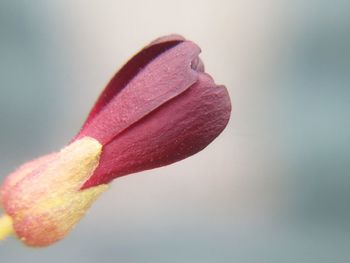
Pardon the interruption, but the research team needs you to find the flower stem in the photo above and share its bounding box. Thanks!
[0,214,13,240]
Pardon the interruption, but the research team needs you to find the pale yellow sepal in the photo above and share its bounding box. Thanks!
[2,137,108,247]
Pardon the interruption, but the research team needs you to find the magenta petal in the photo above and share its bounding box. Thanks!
[78,38,184,130]
[82,73,231,188]
[77,40,201,145]
[148,34,186,46]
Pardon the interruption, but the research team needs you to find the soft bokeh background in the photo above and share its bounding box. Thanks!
[1,0,349,262]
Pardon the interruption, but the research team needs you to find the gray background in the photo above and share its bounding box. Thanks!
[1,0,350,262]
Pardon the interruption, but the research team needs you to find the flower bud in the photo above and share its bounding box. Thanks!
[0,35,231,246]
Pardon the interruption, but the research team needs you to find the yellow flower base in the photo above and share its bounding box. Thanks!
[0,214,13,240]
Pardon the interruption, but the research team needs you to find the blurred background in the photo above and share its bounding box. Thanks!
[0,0,349,262]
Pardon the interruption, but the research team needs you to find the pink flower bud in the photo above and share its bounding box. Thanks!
[0,35,231,247]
